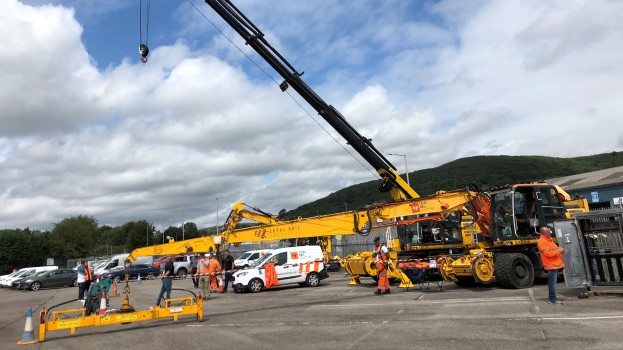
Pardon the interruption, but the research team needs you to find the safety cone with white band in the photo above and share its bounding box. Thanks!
[99,291,107,315]
[17,307,38,345]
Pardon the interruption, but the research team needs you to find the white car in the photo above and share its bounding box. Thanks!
[232,246,328,293]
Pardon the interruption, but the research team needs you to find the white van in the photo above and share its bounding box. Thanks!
[232,246,328,293]
[94,254,129,276]
[0,266,58,288]
[234,249,270,268]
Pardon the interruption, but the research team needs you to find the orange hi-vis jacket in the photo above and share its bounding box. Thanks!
[537,235,565,271]
[85,267,92,282]
[204,258,221,275]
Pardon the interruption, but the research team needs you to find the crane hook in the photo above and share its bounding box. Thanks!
[139,44,150,63]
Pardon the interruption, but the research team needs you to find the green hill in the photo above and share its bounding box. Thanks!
[282,151,623,219]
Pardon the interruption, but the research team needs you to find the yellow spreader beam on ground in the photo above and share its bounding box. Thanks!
[37,296,203,342]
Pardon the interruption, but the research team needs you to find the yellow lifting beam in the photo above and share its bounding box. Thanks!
[37,296,203,342]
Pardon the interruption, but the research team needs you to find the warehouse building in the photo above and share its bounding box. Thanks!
[547,165,623,210]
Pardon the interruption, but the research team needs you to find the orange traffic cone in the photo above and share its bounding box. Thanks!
[17,307,38,345]
[99,292,107,315]
[110,280,119,297]
[218,275,224,293]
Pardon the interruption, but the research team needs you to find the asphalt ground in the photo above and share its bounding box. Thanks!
[1,272,622,350]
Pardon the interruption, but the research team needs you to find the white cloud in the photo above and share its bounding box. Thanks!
[1,0,622,231]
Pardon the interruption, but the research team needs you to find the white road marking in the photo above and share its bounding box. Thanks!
[396,309,404,315]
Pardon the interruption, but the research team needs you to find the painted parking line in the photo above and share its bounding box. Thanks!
[308,297,532,308]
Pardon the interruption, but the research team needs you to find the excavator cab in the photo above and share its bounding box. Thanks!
[491,184,566,240]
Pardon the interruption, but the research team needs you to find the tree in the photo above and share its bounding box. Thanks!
[48,216,99,259]
[124,220,153,252]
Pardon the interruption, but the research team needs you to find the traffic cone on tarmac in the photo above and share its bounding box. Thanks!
[218,274,224,293]
[110,280,119,297]
[17,307,38,345]
[99,291,107,315]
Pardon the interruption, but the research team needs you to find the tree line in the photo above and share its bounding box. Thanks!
[0,215,204,274]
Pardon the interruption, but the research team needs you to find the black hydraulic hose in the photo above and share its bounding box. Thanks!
[45,299,82,320]
[354,209,372,236]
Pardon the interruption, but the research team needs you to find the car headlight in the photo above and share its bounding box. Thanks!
[236,272,248,277]
[24,279,33,283]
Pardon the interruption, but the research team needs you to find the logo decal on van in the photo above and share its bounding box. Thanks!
[290,252,299,260]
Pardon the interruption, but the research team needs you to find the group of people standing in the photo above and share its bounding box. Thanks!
[157,249,235,306]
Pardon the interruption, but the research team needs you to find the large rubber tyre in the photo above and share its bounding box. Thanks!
[403,268,426,283]
[248,278,264,293]
[30,281,41,291]
[70,278,78,287]
[177,268,188,278]
[305,272,320,287]
[495,253,534,289]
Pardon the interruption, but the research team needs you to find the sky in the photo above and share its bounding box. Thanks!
[1,0,622,232]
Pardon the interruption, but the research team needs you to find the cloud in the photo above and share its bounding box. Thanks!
[1,0,622,231]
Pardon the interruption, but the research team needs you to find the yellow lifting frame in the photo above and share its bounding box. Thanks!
[37,296,203,342]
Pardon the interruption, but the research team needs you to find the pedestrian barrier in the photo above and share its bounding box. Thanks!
[17,307,38,345]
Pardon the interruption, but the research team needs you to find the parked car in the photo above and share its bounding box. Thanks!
[234,249,270,268]
[17,269,77,291]
[152,256,170,269]
[101,264,160,283]
[1,266,58,288]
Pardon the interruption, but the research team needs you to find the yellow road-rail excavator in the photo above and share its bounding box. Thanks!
[121,0,590,293]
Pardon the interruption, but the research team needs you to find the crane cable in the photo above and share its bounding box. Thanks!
[139,0,151,63]
[185,0,380,181]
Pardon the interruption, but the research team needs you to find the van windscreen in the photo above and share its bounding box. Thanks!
[253,253,272,267]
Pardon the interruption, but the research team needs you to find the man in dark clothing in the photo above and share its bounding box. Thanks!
[190,254,199,288]
[222,249,235,293]
[156,256,175,307]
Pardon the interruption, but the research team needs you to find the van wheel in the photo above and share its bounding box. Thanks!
[70,278,78,287]
[248,278,264,293]
[177,268,188,278]
[305,273,320,287]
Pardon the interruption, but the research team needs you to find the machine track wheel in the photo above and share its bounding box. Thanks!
[437,257,457,283]
[471,256,494,283]
[494,253,534,289]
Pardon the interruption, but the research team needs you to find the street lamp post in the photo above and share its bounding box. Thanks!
[387,153,410,186]
[181,211,185,240]
[216,196,229,235]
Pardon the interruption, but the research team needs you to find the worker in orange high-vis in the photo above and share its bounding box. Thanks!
[83,262,93,299]
[537,226,565,305]
[373,236,390,295]
[207,254,222,293]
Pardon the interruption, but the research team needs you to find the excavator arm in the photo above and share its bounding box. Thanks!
[204,0,418,201]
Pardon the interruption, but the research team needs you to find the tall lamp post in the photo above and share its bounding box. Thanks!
[216,196,229,235]
[387,153,410,186]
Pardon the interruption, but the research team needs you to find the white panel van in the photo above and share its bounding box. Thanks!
[232,246,328,293]
[234,249,270,268]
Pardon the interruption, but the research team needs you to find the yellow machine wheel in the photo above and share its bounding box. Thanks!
[470,256,494,283]
[437,257,457,282]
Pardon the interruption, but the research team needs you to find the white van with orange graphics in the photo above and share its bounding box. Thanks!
[231,246,328,293]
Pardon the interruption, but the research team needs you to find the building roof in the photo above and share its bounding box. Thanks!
[547,166,623,191]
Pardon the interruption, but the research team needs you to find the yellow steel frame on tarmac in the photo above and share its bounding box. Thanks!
[38,296,203,342]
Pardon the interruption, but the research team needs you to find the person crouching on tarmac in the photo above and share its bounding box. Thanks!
[373,236,390,295]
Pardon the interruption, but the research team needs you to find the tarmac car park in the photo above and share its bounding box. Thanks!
[1,271,622,349]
